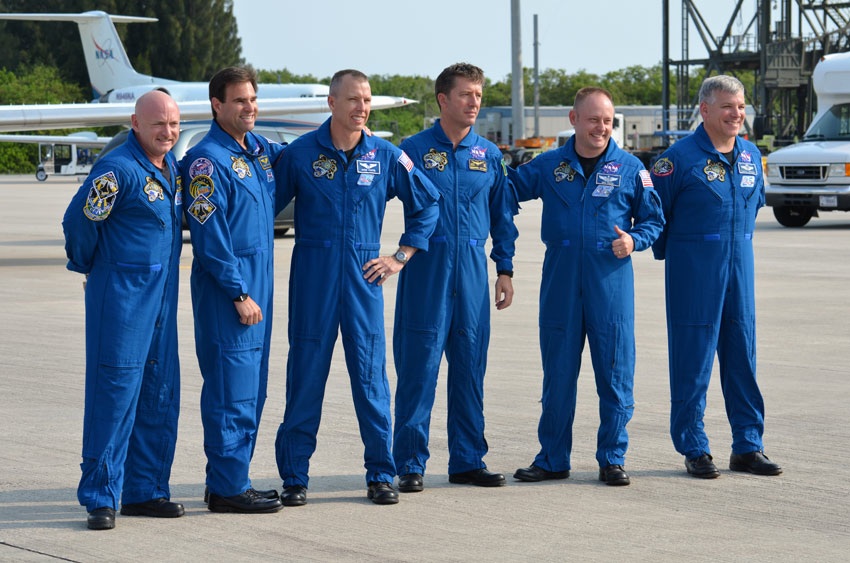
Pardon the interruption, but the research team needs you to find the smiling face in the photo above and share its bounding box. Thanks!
[700,89,746,148]
[131,90,180,167]
[328,73,372,136]
[211,80,258,144]
[438,76,482,130]
[569,91,614,158]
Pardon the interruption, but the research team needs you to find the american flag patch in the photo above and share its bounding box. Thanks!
[639,169,654,187]
[398,151,414,173]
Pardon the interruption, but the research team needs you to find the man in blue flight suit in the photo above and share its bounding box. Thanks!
[650,75,782,479]
[181,67,283,513]
[273,69,440,506]
[509,87,664,486]
[393,63,518,493]
[63,90,185,530]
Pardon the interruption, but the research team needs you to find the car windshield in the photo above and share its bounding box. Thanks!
[803,102,850,141]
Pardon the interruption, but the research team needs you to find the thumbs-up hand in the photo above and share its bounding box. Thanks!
[612,225,634,259]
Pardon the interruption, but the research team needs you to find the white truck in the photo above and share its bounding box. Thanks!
[765,51,850,227]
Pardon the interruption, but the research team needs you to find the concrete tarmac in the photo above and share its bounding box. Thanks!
[0,173,848,562]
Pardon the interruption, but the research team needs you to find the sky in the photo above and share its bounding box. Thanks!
[232,0,761,81]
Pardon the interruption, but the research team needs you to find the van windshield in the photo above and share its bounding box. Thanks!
[803,103,850,141]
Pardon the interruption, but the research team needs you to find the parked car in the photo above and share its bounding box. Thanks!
[96,120,297,234]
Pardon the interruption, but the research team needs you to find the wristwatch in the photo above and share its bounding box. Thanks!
[233,293,249,302]
[393,249,409,264]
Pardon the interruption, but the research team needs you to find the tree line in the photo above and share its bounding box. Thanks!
[0,0,753,173]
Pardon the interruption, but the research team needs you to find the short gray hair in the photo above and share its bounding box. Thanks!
[698,75,744,104]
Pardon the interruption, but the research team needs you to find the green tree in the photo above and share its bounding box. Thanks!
[0,65,89,173]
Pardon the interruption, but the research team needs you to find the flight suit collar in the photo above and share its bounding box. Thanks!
[316,117,379,160]
[209,119,266,158]
[693,123,743,164]
[432,119,478,149]
[561,135,622,178]
[125,130,177,194]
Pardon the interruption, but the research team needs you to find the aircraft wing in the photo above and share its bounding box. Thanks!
[0,132,112,147]
[0,96,416,133]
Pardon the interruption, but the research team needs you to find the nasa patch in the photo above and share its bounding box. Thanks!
[470,146,487,160]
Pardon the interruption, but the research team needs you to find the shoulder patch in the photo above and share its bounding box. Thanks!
[189,157,214,178]
[639,169,654,188]
[187,194,216,225]
[398,151,414,173]
[83,171,119,221]
[189,174,215,199]
[652,157,674,177]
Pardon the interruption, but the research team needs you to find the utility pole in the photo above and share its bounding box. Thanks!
[511,0,524,144]
[533,13,540,138]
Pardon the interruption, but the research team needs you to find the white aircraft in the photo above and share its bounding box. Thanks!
[0,10,416,133]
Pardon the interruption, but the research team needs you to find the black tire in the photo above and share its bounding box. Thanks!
[35,168,47,182]
[772,206,813,228]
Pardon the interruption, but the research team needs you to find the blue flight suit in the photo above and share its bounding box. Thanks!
[508,137,664,470]
[63,130,183,511]
[181,120,282,497]
[273,118,440,488]
[393,121,518,476]
[650,124,767,459]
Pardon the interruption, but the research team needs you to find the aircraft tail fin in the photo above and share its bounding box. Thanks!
[0,11,175,99]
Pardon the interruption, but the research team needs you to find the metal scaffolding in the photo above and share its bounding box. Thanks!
[664,0,850,144]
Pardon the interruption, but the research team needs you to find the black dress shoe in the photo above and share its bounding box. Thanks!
[513,464,569,482]
[204,486,278,504]
[398,473,424,493]
[367,482,399,505]
[281,485,307,507]
[729,451,782,476]
[685,454,720,479]
[207,488,283,513]
[598,464,630,486]
[448,468,506,487]
[120,498,185,518]
[87,507,116,530]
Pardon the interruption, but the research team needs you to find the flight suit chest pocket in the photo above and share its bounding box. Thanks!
[689,167,725,202]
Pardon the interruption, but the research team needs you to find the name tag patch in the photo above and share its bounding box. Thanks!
[356,160,381,174]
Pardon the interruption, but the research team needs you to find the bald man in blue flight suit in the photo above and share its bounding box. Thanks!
[509,87,664,486]
[182,67,284,513]
[650,75,782,479]
[393,63,518,493]
[63,90,185,530]
[273,69,440,506]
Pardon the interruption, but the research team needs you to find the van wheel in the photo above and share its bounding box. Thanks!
[773,206,813,227]
[35,168,47,182]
